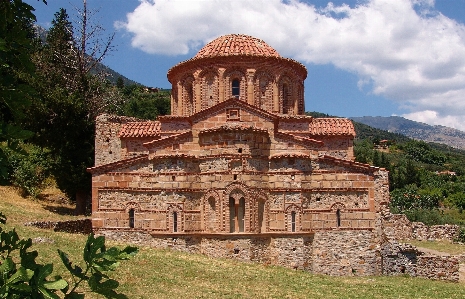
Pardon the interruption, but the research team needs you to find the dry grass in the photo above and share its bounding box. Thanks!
[404,239,465,256]
[1,186,465,298]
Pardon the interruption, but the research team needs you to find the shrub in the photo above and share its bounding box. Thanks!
[0,212,138,298]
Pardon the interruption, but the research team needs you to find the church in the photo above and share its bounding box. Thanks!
[88,34,390,276]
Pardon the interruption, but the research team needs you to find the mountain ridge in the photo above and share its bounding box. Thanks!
[350,116,465,150]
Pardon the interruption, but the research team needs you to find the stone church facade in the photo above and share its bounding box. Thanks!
[88,34,391,276]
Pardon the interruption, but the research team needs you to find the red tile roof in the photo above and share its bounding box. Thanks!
[309,118,355,136]
[194,34,281,59]
[119,121,161,138]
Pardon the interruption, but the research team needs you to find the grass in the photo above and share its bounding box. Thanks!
[404,239,465,255]
[1,186,465,298]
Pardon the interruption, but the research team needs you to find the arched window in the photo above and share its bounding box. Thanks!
[282,83,289,114]
[229,196,245,232]
[291,211,296,232]
[173,212,178,232]
[336,209,341,227]
[129,209,135,228]
[232,79,240,98]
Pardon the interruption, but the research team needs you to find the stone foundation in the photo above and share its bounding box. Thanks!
[96,229,382,276]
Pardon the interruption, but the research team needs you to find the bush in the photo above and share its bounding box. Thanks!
[454,227,465,243]
[402,208,459,226]
[0,212,138,298]
[8,144,52,197]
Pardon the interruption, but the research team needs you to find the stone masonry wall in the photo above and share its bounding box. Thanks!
[95,114,141,166]
[382,213,460,242]
[96,230,314,271]
[381,241,460,282]
[312,230,381,276]
[25,219,92,234]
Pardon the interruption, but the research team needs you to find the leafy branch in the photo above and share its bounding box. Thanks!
[0,212,138,298]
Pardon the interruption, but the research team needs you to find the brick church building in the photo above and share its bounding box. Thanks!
[88,34,390,276]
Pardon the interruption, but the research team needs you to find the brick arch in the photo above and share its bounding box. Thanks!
[254,191,270,233]
[224,69,246,101]
[199,69,219,110]
[285,204,301,232]
[181,75,195,116]
[330,202,346,212]
[331,202,346,228]
[203,190,221,232]
[278,75,294,114]
[124,202,141,213]
[223,183,251,233]
[167,203,184,232]
[254,71,274,111]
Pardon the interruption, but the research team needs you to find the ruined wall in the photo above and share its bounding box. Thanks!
[95,114,141,166]
[382,213,460,242]
[381,241,460,282]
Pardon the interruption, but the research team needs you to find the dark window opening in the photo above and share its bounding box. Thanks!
[129,209,135,228]
[233,174,237,180]
[336,209,341,227]
[172,176,175,181]
[232,79,240,98]
[291,211,296,232]
[238,148,242,153]
[173,212,178,232]
[229,197,245,233]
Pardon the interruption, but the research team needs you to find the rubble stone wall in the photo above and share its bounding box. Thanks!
[381,241,460,282]
[25,219,92,234]
[383,213,460,242]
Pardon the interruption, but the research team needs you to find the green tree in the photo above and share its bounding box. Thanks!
[0,0,42,181]
[25,3,123,214]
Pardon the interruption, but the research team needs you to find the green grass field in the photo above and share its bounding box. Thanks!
[1,186,464,299]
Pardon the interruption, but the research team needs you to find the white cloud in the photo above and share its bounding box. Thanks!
[119,0,465,131]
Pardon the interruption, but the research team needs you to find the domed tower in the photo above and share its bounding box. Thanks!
[167,34,307,116]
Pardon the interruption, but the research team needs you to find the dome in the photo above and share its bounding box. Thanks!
[194,34,281,59]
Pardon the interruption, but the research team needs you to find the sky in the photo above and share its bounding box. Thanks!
[25,0,465,131]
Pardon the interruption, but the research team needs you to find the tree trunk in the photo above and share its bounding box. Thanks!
[74,189,87,215]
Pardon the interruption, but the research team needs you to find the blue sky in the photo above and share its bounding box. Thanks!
[26,0,465,130]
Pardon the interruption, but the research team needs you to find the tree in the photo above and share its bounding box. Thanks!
[24,1,122,214]
[0,0,43,181]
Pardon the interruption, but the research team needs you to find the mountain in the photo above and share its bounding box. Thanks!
[350,116,465,150]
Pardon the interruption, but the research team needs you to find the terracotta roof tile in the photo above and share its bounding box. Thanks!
[87,155,148,174]
[194,34,280,59]
[119,121,161,138]
[319,155,385,172]
[309,118,355,136]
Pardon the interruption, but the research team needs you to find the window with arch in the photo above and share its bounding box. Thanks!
[291,211,296,232]
[173,211,178,232]
[232,79,240,98]
[336,209,341,227]
[229,196,245,233]
[129,209,135,228]
[282,83,290,114]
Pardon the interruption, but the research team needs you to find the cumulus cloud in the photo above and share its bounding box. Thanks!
[118,0,465,130]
